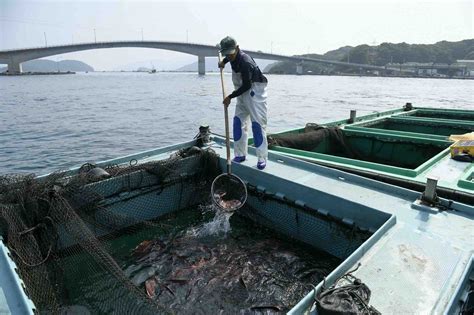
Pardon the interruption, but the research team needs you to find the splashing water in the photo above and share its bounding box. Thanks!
[188,204,234,237]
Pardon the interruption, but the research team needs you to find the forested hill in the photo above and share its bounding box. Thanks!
[267,39,474,74]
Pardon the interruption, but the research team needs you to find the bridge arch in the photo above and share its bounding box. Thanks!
[0,40,407,74]
[0,41,222,74]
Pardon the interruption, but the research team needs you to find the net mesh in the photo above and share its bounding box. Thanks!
[268,123,361,158]
[0,145,371,314]
[0,146,220,314]
[211,173,247,211]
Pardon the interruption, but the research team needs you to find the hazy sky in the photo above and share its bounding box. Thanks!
[1,0,472,70]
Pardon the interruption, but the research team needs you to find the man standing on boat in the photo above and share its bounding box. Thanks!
[218,36,269,170]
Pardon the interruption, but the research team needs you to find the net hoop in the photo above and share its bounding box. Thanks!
[211,173,247,212]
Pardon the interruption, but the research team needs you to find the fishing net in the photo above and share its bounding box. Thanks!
[268,123,447,169]
[0,144,372,314]
[267,123,361,158]
[314,264,381,315]
[0,146,220,314]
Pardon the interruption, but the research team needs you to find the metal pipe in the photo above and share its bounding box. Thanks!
[349,110,357,123]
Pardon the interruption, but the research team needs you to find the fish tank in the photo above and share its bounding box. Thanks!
[399,108,474,121]
[0,146,390,314]
[354,117,474,137]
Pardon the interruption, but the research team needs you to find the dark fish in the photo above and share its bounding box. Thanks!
[162,283,175,297]
[185,287,192,300]
[213,192,242,210]
[239,276,247,290]
[168,278,189,284]
[250,305,283,312]
[296,268,321,279]
[131,266,156,286]
[132,239,165,257]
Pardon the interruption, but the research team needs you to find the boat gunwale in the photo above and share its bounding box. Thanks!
[271,145,419,177]
[443,254,474,315]
[347,115,474,140]
[379,115,474,128]
[36,139,199,179]
[458,168,474,190]
[345,125,449,141]
[288,214,397,314]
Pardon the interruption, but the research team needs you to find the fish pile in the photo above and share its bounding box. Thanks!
[124,215,339,314]
[213,191,242,211]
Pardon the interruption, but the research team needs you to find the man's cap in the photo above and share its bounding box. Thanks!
[219,36,237,55]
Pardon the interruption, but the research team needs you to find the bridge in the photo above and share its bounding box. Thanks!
[0,40,408,75]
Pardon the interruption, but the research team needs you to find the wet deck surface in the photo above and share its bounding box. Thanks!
[204,137,474,314]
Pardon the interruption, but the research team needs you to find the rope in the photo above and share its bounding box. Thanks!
[314,263,380,315]
[10,216,56,267]
[9,244,53,267]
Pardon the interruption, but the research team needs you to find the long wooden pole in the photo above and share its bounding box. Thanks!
[218,53,231,175]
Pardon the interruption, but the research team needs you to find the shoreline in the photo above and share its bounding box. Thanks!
[1,70,472,80]
[0,71,76,76]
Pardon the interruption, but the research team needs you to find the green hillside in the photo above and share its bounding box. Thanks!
[267,39,474,74]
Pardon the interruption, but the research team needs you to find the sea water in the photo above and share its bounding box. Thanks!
[1,72,472,174]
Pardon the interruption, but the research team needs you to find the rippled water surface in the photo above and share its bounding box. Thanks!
[1,72,472,174]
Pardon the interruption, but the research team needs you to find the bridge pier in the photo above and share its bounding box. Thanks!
[198,55,205,75]
[7,61,22,74]
[296,63,303,75]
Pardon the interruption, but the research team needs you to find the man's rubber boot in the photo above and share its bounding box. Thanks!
[233,156,246,163]
[257,159,266,170]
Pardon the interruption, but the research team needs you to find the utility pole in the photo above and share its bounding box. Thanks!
[94,28,97,43]
[44,32,48,47]
[271,41,273,54]
[141,28,144,41]
[186,29,189,43]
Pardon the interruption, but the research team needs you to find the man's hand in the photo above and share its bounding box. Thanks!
[218,61,226,69]
[223,96,231,107]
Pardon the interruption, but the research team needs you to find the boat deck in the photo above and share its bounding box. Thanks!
[63,136,472,314]
[208,136,474,314]
[1,130,472,314]
[0,238,35,314]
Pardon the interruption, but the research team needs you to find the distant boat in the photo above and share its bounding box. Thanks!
[149,62,157,74]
